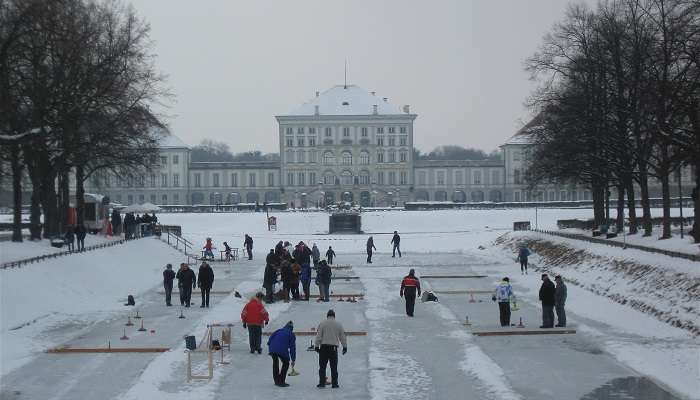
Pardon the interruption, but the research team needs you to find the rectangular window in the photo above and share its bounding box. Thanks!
[377,171,385,184]
[455,170,463,185]
[160,156,167,165]
[361,127,368,137]
[308,137,316,146]
[400,126,407,134]
[173,155,179,164]
[139,194,145,203]
[150,194,156,203]
[473,170,482,185]
[388,171,396,185]
[287,172,294,186]
[174,193,179,203]
[418,171,427,185]
[297,137,304,147]
[437,171,445,185]
[399,151,407,162]
[514,191,521,202]
[150,174,156,187]
[491,170,500,185]
[161,173,168,187]
[213,173,220,187]
[309,127,316,134]
[514,169,521,184]
[388,136,396,146]
[560,191,567,201]
[194,173,201,187]
[388,127,395,134]
[400,171,408,185]
[231,173,238,187]
[173,173,179,187]
[513,150,521,161]
[128,194,133,204]
[377,151,384,163]
[343,127,350,137]
[399,136,407,146]
[268,173,274,187]
[309,150,317,163]
[309,172,316,185]
[377,136,384,146]
[377,127,384,134]
[298,172,305,186]
[162,194,167,204]
[389,151,396,163]
[325,127,332,137]
[249,173,256,187]
[286,127,293,135]
[286,137,293,147]
[297,127,304,134]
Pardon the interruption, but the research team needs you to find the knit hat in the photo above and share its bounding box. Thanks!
[503,277,509,282]
[286,321,294,330]
[327,309,335,317]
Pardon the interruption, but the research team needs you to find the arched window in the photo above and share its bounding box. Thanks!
[359,151,370,165]
[342,151,352,165]
[377,151,384,163]
[341,171,353,185]
[324,171,335,185]
[388,150,396,163]
[323,151,336,165]
[359,170,370,185]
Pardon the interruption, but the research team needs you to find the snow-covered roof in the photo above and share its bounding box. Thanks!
[157,133,188,149]
[502,114,544,146]
[285,85,406,116]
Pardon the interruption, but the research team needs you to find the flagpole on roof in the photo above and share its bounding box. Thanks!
[344,59,347,89]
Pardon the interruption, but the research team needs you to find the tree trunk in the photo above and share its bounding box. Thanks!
[40,172,59,238]
[625,177,638,234]
[692,162,699,243]
[616,184,625,233]
[10,144,23,242]
[592,181,606,226]
[638,170,653,237]
[75,165,85,225]
[29,187,42,240]
[58,169,70,232]
[660,171,672,239]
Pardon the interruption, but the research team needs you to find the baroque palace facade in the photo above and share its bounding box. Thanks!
[82,84,695,207]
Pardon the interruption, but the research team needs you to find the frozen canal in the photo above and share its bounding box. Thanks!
[0,210,695,399]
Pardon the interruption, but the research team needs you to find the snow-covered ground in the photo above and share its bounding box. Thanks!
[0,234,122,265]
[0,209,697,399]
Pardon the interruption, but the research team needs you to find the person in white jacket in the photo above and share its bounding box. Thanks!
[314,309,347,389]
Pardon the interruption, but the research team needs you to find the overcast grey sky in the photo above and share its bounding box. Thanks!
[130,0,593,154]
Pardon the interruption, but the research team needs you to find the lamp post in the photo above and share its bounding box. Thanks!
[678,168,684,239]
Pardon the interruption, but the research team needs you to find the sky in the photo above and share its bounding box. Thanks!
[129,0,595,154]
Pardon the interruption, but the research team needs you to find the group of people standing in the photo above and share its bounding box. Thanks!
[162,262,214,308]
[493,268,568,328]
[365,231,402,263]
[63,224,87,252]
[263,241,334,303]
[117,211,157,240]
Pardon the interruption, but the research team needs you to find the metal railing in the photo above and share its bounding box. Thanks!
[162,229,197,264]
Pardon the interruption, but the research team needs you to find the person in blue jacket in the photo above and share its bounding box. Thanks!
[517,245,531,275]
[267,321,296,387]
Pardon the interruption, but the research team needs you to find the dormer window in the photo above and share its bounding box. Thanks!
[342,101,349,106]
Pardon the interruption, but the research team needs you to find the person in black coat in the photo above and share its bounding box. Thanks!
[266,249,279,267]
[274,241,285,260]
[75,224,87,251]
[198,262,215,308]
[325,246,336,265]
[243,234,254,260]
[366,237,377,264]
[538,274,556,328]
[263,260,278,304]
[391,231,401,258]
[64,227,75,252]
[176,264,197,307]
[111,210,122,236]
[316,260,332,302]
[280,260,294,302]
[163,264,176,306]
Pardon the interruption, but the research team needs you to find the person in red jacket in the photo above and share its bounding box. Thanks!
[241,292,270,354]
[400,269,421,317]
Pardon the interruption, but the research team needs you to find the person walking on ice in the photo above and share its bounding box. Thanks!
[539,274,555,328]
[241,292,269,354]
[316,260,332,302]
[176,263,196,307]
[400,269,421,317]
[267,321,296,387]
[493,277,514,327]
[163,264,175,306]
[315,309,347,389]
[243,234,254,260]
[325,246,336,265]
[197,262,214,308]
[366,236,376,264]
[554,275,567,327]
[391,231,402,258]
[311,243,321,268]
[223,241,232,261]
[517,245,530,275]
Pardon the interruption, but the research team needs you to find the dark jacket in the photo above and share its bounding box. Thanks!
[317,263,332,285]
[266,252,278,266]
[555,282,567,306]
[75,225,87,240]
[197,264,215,289]
[64,230,75,243]
[267,325,296,361]
[263,263,277,288]
[300,263,312,284]
[400,274,421,296]
[275,242,285,258]
[326,249,336,259]
[163,269,176,286]
[281,262,294,286]
[293,246,312,264]
[539,279,556,306]
[111,210,122,227]
[391,234,400,245]
[366,238,376,252]
[311,245,320,262]
[244,236,253,249]
[176,268,196,289]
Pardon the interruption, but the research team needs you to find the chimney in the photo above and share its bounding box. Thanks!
[403,105,410,114]
[383,97,388,102]
[371,91,376,96]
[314,105,320,115]
[373,104,378,115]
[315,91,320,97]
